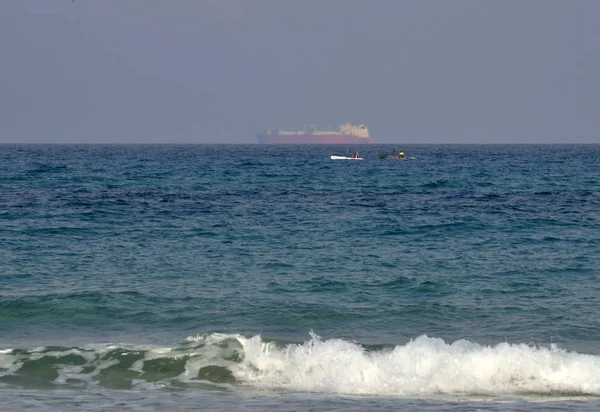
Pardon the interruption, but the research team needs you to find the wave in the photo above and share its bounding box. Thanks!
[2,332,600,398]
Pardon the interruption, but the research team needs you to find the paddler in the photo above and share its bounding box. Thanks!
[352,152,360,159]
[398,151,405,159]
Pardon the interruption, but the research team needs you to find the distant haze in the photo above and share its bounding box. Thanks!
[1,0,598,143]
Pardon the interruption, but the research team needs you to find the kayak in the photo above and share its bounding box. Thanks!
[331,156,363,160]
[379,155,415,160]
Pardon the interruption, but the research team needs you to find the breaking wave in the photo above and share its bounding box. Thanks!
[2,332,600,398]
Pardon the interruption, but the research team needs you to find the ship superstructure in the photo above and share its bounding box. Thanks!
[256,123,373,144]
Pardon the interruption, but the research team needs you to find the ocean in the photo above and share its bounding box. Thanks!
[1,144,599,411]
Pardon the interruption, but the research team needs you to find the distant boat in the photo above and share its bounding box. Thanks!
[379,155,415,160]
[331,155,363,160]
[257,123,373,144]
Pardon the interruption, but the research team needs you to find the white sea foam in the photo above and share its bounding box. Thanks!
[229,332,600,396]
[0,351,22,377]
[3,333,600,398]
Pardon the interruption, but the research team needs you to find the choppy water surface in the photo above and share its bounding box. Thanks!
[1,144,600,411]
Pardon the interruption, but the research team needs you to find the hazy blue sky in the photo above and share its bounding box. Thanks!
[1,0,598,143]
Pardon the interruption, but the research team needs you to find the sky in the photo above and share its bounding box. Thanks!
[1,0,599,144]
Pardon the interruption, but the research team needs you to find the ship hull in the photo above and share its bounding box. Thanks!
[256,134,373,144]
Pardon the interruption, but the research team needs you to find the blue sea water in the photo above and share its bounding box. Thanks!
[1,144,600,411]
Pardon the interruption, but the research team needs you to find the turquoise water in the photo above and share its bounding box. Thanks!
[1,144,600,411]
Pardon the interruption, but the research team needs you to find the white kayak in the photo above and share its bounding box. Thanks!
[331,156,363,160]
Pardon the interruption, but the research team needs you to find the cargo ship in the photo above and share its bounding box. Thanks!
[256,123,373,144]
